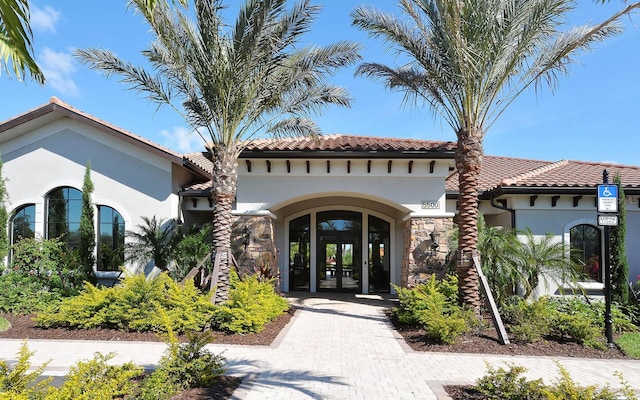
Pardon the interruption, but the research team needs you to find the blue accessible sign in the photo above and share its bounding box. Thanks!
[597,184,618,213]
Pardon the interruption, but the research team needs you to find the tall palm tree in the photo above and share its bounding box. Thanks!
[77,0,361,303]
[0,0,44,83]
[352,0,639,311]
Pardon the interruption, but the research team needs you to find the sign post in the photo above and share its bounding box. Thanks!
[597,170,617,347]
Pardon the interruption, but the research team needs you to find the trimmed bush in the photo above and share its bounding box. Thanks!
[211,271,289,334]
[474,361,638,400]
[393,275,474,344]
[0,274,67,315]
[35,273,215,334]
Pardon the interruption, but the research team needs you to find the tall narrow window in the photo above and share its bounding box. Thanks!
[46,187,82,248]
[570,224,601,282]
[11,204,35,245]
[97,206,125,271]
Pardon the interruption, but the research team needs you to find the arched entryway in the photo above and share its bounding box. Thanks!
[286,208,392,294]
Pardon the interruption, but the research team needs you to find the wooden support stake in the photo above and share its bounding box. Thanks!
[473,254,510,345]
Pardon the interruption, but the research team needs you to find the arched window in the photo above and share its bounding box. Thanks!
[570,224,601,282]
[97,206,125,271]
[11,204,35,245]
[46,187,82,248]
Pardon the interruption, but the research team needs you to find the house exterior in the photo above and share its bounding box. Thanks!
[1,98,639,296]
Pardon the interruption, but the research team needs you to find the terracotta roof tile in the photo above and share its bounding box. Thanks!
[243,134,456,154]
[446,156,640,193]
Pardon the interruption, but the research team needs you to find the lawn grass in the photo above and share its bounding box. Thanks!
[616,332,640,358]
[0,316,11,332]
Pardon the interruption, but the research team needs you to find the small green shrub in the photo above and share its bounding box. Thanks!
[0,317,11,332]
[0,341,52,400]
[0,274,68,315]
[500,296,554,343]
[393,275,473,344]
[46,353,143,400]
[474,361,638,400]
[475,363,545,400]
[11,237,88,292]
[35,273,215,334]
[139,330,225,400]
[211,271,289,334]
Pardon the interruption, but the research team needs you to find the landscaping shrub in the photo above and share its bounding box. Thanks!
[11,237,88,292]
[502,296,637,348]
[211,271,289,334]
[0,341,52,400]
[475,363,545,400]
[35,273,215,334]
[474,361,638,400]
[0,338,226,400]
[0,317,10,332]
[0,274,67,314]
[393,275,474,344]
[139,331,225,400]
[500,296,554,343]
[47,353,143,400]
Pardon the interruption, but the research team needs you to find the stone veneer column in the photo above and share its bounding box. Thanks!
[401,217,454,287]
[232,216,278,278]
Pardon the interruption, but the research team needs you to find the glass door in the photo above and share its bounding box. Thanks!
[316,211,361,292]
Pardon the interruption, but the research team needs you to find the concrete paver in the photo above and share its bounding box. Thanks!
[1,293,639,399]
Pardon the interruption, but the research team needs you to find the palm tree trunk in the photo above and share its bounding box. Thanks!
[456,128,483,312]
[211,147,238,304]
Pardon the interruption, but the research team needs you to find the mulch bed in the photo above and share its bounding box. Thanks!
[1,308,633,399]
[0,311,293,400]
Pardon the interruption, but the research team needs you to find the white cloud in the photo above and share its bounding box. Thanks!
[30,5,61,33]
[39,47,79,97]
[159,126,204,153]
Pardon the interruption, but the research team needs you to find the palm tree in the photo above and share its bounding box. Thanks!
[125,216,180,272]
[0,0,44,83]
[76,0,361,303]
[351,0,639,311]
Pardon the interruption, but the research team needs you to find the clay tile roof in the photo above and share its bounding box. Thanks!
[446,156,640,194]
[183,152,212,176]
[242,134,456,156]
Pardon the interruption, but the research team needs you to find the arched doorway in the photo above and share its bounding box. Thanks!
[286,209,392,293]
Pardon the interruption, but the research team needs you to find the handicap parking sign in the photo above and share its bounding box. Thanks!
[597,184,618,213]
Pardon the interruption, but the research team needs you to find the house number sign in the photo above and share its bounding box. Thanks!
[421,200,440,209]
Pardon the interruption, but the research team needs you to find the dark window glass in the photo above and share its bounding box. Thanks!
[97,206,125,271]
[11,204,35,244]
[46,187,82,248]
[570,224,601,282]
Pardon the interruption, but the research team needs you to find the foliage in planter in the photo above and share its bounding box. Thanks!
[47,353,143,400]
[499,296,554,343]
[0,274,68,314]
[11,237,88,292]
[139,328,225,400]
[1,335,226,400]
[0,341,52,399]
[35,273,215,334]
[501,296,637,349]
[211,271,290,334]
[393,275,475,344]
[473,361,638,400]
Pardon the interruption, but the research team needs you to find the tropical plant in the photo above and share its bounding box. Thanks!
[351,0,639,312]
[172,223,212,282]
[78,161,97,284]
[611,173,630,304]
[125,216,180,272]
[75,0,361,303]
[508,228,583,298]
[0,0,45,83]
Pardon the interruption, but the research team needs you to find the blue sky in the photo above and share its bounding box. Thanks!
[1,1,639,166]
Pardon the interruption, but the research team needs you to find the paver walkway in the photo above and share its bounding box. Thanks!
[1,293,639,399]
